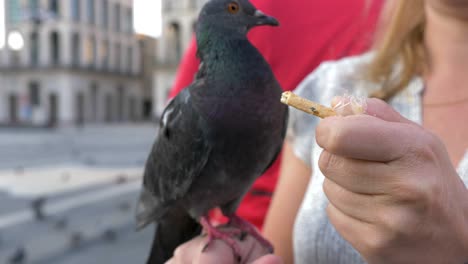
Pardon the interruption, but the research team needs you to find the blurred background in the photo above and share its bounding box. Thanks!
[0,0,206,263]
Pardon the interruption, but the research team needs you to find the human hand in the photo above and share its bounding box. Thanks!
[166,227,283,264]
[316,98,468,263]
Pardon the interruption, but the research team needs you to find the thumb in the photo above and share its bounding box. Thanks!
[364,98,415,124]
[332,96,414,124]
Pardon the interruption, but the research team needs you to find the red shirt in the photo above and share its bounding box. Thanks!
[168,0,383,230]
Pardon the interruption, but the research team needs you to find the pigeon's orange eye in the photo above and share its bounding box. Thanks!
[227,2,240,14]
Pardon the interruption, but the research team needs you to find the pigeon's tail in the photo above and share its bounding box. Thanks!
[136,187,164,230]
[146,207,201,264]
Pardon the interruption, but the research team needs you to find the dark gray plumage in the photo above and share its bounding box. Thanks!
[8,247,26,264]
[31,196,46,221]
[136,0,288,263]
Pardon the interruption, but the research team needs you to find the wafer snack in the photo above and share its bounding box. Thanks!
[280,91,337,119]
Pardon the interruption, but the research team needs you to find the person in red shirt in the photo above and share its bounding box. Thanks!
[167,0,384,230]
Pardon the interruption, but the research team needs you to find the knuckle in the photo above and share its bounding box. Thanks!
[425,131,445,151]
[376,207,408,235]
[326,126,346,154]
[173,246,183,259]
[391,181,420,201]
[318,151,332,173]
[316,118,346,153]
[406,129,439,165]
[322,178,331,196]
[173,243,190,259]
[360,230,392,255]
[318,151,341,175]
[390,128,442,205]
[375,206,428,244]
[415,144,436,165]
[390,180,432,211]
[322,179,337,198]
[363,211,415,256]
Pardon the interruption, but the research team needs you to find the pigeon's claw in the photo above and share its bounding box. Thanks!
[200,217,243,262]
[228,214,274,253]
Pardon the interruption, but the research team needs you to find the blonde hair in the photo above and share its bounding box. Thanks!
[367,0,426,100]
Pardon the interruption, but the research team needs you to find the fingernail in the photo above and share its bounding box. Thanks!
[331,95,367,116]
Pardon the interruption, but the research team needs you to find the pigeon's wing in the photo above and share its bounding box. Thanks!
[262,107,289,175]
[136,88,211,228]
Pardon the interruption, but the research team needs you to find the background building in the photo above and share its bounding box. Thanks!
[0,2,160,263]
[152,0,207,118]
[0,0,146,127]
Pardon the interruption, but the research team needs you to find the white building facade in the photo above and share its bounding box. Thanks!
[152,0,207,118]
[0,0,143,127]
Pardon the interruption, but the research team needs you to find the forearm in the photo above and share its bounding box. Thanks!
[263,143,311,264]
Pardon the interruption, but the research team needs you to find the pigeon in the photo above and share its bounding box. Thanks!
[136,0,288,263]
[31,196,47,221]
[54,217,68,230]
[69,232,83,249]
[102,228,118,242]
[8,247,26,264]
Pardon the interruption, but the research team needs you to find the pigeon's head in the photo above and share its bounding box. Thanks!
[197,0,279,35]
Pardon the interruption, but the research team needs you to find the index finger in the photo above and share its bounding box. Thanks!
[316,115,421,162]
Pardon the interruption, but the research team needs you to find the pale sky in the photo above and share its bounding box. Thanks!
[0,0,162,50]
[133,0,162,38]
[0,0,5,49]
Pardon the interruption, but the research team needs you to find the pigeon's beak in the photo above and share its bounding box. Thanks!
[254,10,279,27]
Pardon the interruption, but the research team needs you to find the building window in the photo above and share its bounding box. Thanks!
[8,94,18,123]
[129,97,136,121]
[49,0,59,18]
[168,22,181,62]
[189,0,197,9]
[75,92,85,125]
[83,36,96,67]
[105,94,113,122]
[117,86,124,121]
[192,21,197,33]
[50,31,60,65]
[90,83,98,121]
[71,0,80,22]
[92,37,97,67]
[48,93,58,126]
[126,7,133,33]
[29,82,41,107]
[28,0,39,18]
[115,43,121,71]
[127,46,132,73]
[10,51,20,66]
[165,1,173,12]
[87,0,94,25]
[30,32,39,66]
[114,3,121,31]
[102,0,108,28]
[71,33,80,67]
[101,40,109,69]
[8,0,22,24]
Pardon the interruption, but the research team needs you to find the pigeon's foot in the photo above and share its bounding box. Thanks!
[200,217,243,262]
[228,214,274,253]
